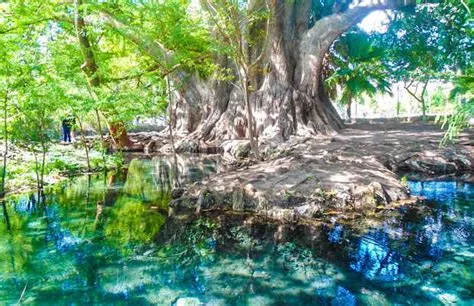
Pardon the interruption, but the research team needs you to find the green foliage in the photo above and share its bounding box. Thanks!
[379,2,472,82]
[326,30,392,108]
[442,101,473,144]
[0,0,218,189]
[157,217,219,265]
[0,0,471,192]
[110,152,125,170]
[430,87,447,109]
[441,68,474,142]
[376,1,472,118]
[105,197,165,249]
[123,159,171,204]
[46,158,81,176]
[283,189,294,201]
[1,0,214,128]
[400,175,408,187]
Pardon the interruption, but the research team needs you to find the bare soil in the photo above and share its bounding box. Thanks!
[170,122,473,222]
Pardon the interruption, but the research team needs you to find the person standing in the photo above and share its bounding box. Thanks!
[61,117,74,143]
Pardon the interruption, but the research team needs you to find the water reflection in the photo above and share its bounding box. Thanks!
[0,169,472,304]
[409,180,474,205]
[151,154,225,188]
[350,231,402,282]
[104,197,165,247]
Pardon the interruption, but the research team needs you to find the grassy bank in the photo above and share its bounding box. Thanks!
[1,141,123,195]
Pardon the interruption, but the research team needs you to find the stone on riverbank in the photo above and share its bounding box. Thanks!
[169,123,473,222]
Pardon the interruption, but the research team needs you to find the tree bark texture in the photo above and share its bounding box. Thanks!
[171,2,385,142]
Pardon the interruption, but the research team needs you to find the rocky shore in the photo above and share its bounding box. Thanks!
[166,123,473,222]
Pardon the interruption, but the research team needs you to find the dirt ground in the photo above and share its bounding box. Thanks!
[171,122,473,221]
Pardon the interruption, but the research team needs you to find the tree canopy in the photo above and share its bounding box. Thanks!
[0,0,471,192]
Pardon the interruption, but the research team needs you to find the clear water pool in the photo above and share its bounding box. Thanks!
[0,158,472,305]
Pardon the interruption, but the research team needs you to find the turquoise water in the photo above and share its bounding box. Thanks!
[0,158,473,305]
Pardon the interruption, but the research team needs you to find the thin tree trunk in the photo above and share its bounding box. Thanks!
[94,109,108,170]
[41,149,46,190]
[241,70,259,159]
[1,200,10,230]
[33,151,41,191]
[346,95,352,120]
[77,116,91,172]
[165,75,181,187]
[396,84,400,117]
[405,79,429,123]
[421,97,426,122]
[84,82,108,169]
[39,114,47,190]
[166,75,177,157]
[1,90,8,198]
[420,79,429,122]
[74,0,132,147]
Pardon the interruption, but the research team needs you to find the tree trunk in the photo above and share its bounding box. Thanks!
[242,71,259,158]
[421,98,426,122]
[1,90,8,198]
[396,84,401,117]
[74,0,132,147]
[101,1,396,145]
[94,109,108,170]
[405,78,429,123]
[1,200,10,230]
[346,94,352,120]
[171,2,383,143]
[108,122,133,148]
[77,116,91,172]
[33,152,41,191]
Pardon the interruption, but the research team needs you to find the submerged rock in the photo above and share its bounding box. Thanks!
[438,293,458,305]
[174,297,201,306]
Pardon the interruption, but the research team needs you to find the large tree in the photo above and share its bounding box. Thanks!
[168,0,417,142]
[2,0,429,148]
[0,0,213,148]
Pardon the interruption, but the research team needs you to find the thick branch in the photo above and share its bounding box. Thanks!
[298,4,387,94]
[74,0,100,87]
[300,4,387,56]
[99,10,170,70]
[405,86,422,103]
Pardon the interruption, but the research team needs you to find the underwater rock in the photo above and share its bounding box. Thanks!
[438,293,458,305]
[174,297,201,306]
